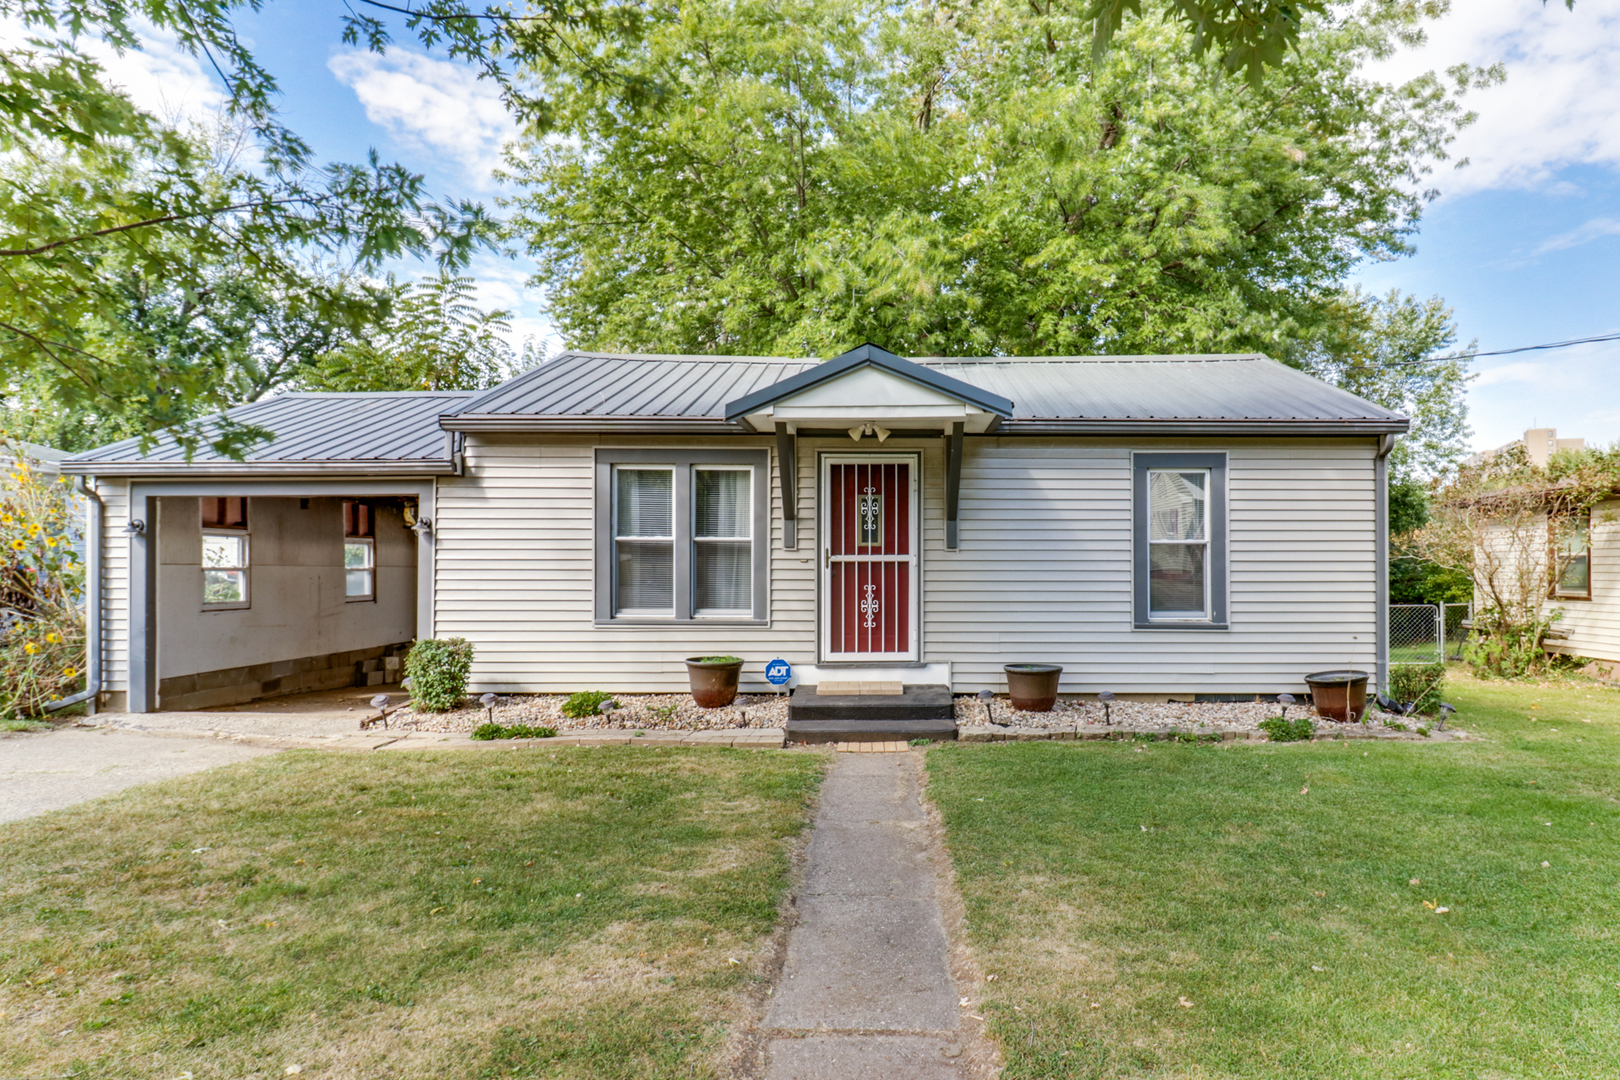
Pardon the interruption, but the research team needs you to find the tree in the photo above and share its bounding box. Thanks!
[498,0,1489,362]
[300,274,522,393]
[0,0,493,455]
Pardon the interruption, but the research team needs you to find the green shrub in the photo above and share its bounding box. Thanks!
[693,655,741,664]
[1386,662,1446,715]
[471,722,557,741]
[561,690,615,718]
[1258,716,1315,742]
[402,637,474,712]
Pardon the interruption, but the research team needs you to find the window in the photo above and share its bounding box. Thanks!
[694,468,752,614]
[200,497,249,608]
[1133,452,1227,629]
[595,449,769,623]
[1554,511,1591,600]
[344,499,376,601]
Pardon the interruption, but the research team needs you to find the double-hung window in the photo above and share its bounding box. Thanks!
[200,496,249,609]
[1133,452,1227,629]
[1553,511,1591,600]
[596,449,769,623]
[344,500,376,602]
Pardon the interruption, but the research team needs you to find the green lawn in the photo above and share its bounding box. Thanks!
[927,670,1620,1079]
[0,745,824,1079]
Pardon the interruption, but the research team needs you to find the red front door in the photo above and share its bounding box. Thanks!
[823,456,917,660]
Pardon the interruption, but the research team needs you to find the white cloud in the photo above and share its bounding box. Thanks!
[1365,1,1620,197]
[1473,361,1548,388]
[328,49,515,187]
[0,16,227,127]
[1534,216,1620,255]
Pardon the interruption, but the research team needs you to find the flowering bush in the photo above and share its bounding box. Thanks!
[0,439,85,718]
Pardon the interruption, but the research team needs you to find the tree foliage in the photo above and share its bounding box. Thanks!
[1404,443,1620,676]
[0,0,495,455]
[300,274,524,393]
[499,0,1489,367]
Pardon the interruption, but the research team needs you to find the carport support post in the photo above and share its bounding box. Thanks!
[128,490,158,713]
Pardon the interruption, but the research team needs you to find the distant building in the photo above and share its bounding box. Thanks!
[1466,427,1587,468]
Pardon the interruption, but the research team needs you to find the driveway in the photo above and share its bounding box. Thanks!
[0,726,274,825]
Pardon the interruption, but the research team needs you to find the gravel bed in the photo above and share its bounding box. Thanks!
[396,692,791,733]
[953,696,1416,732]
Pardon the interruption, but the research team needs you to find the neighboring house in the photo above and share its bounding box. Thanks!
[1543,496,1620,671]
[61,345,1410,714]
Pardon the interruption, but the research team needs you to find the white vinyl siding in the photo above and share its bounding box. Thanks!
[923,437,1379,694]
[433,435,815,693]
[1542,498,1620,664]
[99,480,131,697]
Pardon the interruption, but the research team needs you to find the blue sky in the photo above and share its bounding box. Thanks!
[75,0,1620,454]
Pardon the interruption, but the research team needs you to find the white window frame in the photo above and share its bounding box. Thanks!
[692,464,755,618]
[201,529,250,611]
[345,536,376,602]
[594,449,770,625]
[612,464,678,618]
[1146,467,1212,622]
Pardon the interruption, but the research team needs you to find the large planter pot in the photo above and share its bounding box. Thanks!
[686,657,744,709]
[1004,664,1063,712]
[1305,669,1369,723]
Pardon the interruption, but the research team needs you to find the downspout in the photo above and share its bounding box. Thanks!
[1375,434,1397,696]
[45,475,102,715]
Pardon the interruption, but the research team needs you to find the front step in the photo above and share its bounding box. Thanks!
[786,684,956,743]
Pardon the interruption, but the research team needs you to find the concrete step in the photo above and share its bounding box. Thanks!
[789,684,954,722]
[786,718,957,744]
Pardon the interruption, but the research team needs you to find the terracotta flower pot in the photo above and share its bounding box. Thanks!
[685,657,743,709]
[1004,664,1063,712]
[1304,669,1369,723]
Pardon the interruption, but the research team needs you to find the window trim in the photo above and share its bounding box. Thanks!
[345,536,377,603]
[1133,451,1228,630]
[201,528,251,611]
[594,448,770,625]
[1552,509,1592,601]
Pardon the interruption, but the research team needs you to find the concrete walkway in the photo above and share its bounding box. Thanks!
[761,752,975,1078]
[0,727,273,824]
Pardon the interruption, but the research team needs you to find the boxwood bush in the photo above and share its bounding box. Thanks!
[1387,662,1446,715]
[403,637,474,712]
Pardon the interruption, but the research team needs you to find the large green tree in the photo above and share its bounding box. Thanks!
[0,0,492,454]
[499,0,1489,362]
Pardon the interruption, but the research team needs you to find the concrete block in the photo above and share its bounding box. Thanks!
[269,658,297,678]
[361,658,381,674]
[260,677,282,694]
[195,665,253,692]
[158,673,198,697]
[365,670,385,686]
[956,725,993,743]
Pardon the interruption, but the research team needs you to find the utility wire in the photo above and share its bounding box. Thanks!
[1385,331,1620,368]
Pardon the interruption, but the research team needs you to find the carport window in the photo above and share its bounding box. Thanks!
[1132,453,1227,630]
[200,498,249,609]
[344,499,376,602]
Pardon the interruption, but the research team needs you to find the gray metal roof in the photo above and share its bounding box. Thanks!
[62,391,475,476]
[444,352,1409,435]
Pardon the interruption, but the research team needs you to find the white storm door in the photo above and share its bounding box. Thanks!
[821,454,920,661]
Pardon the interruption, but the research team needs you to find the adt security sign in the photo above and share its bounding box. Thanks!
[765,659,792,686]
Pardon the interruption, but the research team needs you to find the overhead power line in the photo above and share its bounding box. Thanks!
[1385,331,1620,368]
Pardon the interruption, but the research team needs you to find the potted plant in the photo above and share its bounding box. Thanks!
[1003,663,1062,712]
[685,656,744,708]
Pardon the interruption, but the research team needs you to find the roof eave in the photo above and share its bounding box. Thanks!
[58,459,459,478]
[999,418,1411,436]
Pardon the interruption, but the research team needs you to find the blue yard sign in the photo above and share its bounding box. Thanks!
[765,659,792,686]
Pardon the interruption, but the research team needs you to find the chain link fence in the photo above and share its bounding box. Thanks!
[1389,602,1473,664]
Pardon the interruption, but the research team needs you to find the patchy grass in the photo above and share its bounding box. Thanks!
[0,745,824,1078]
[927,669,1620,1079]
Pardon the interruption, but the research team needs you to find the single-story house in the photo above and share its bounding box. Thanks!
[60,344,1409,714]
[1543,495,1620,670]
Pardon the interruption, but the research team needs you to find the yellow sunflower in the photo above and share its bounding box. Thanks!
[27,523,40,537]
[44,536,57,548]
[45,632,59,643]
[9,538,24,551]
[62,666,78,678]
[24,642,38,655]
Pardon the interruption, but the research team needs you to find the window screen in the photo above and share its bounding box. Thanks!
[1147,470,1209,617]
[615,468,675,614]
[1555,512,1591,599]
[694,468,751,613]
